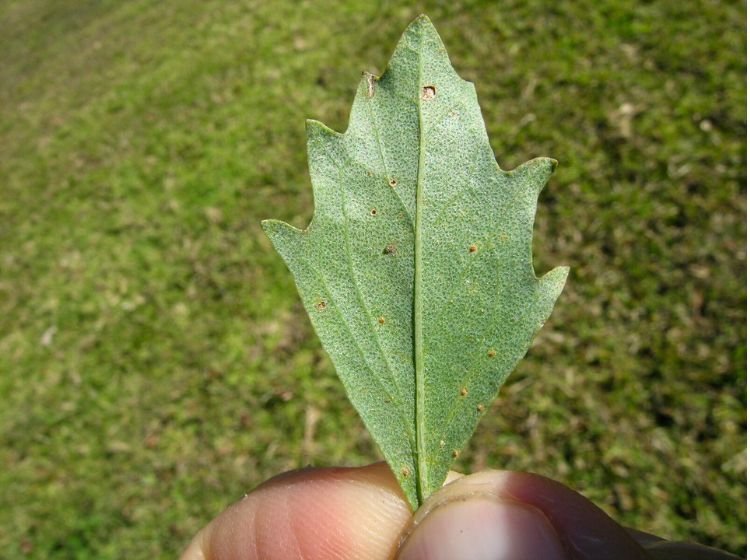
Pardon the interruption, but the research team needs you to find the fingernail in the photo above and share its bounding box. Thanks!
[398,498,567,560]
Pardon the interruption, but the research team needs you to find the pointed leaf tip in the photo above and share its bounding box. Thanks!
[535,266,569,324]
[306,118,340,139]
[410,14,435,29]
[510,156,557,177]
[508,157,558,195]
[540,265,569,289]
[261,219,304,244]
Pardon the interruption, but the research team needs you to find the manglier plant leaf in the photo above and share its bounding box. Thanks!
[262,15,568,510]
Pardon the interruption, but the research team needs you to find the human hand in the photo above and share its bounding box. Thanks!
[180,462,740,560]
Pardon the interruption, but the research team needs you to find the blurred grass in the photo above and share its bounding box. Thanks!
[0,0,745,558]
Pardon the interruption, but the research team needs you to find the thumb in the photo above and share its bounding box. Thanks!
[179,462,411,560]
[398,470,649,560]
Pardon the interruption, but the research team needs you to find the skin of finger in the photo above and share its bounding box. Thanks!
[627,527,667,547]
[403,470,650,560]
[179,463,412,560]
[644,542,744,560]
[627,529,742,560]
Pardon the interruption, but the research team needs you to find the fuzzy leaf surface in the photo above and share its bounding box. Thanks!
[262,15,568,509]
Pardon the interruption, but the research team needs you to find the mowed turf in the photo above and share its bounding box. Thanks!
[0,1,745,557]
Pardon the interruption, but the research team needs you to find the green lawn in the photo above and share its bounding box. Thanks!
[0,1,745,558]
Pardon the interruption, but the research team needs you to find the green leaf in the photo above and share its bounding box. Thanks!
[262,15,567,510]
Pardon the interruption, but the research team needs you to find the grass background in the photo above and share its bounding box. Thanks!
[0,0,745,558]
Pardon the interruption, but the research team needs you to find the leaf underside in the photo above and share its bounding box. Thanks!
[262,15,567,510]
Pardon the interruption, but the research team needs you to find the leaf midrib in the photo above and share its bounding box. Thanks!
[414,29,428,505]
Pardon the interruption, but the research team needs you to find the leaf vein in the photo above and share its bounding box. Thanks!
[307,257,414,446]
[319,145,416,445]
[365,96,416,227]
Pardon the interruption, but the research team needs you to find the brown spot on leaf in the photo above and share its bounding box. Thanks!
[460,387,468,397]
[476,404,485,412]
[383,244,397,255]
[401,466,411,477]
[469,244,478,253]
[487,349,497,358]
[370,208,378,216]
[389,177,398,188]
[421,85,436,100]
[378,316,386,325]
[314,300,327,312]
[452,449,460,458]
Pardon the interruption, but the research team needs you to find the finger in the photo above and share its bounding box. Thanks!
[627,527,667,547]
[179,462,412,560]
[644,541,743,560]
[398,470,649,560]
